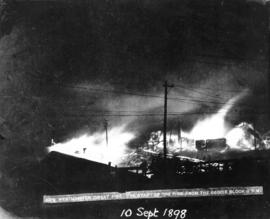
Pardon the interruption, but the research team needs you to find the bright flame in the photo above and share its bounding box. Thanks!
[146,130,196,153]
[47,89,256,167]
[186,90,248,140]
[225,122,255,151]
[47,126,135,166]
[143,90,254,154]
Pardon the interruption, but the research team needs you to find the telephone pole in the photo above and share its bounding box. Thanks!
[177,119,182,151]
[163,80,174,159]
[104,119,108,147]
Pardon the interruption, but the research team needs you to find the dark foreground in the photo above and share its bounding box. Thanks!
[42,195,270,219]
[1,151,270,218]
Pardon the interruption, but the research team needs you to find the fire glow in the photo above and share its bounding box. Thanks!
[48,126,135,166]
[148,90,254,153]
[47,89,258,165]
[184,90,248,140]
[185,90,257,151]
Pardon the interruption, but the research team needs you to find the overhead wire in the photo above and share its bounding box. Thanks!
[173,82,247,93]
[55,110,269,118]
[173,84,229,100]
[51,82,259,108]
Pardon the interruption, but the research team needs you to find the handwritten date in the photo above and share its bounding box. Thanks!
[120,207,187,219]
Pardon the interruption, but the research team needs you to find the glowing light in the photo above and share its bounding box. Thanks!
[226,122,255,151]
[187,91,248,140]
[146,130,196,153]
[47,89,256,167]
[187,114,228,140]
[47,126,135,166]
[144,90,254,154]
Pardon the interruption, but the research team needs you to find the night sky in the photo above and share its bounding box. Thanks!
[0,0,269,177]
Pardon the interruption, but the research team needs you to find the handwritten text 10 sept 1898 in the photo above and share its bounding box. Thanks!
[120,207,187,219]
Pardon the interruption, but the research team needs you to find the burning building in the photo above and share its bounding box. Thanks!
[46,88,269,167]
[42,87,270,193]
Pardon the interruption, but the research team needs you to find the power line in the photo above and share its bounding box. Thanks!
[57,111,269,118]
[173,84,228,100]
[97,81,252,94]
[173,82,246,93]
[52,82,257,108]
[19,77,261,108]
[25,75,261,108]
[46,106,261,115]
[108,81,244,94]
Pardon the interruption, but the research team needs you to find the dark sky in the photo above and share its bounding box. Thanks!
[0,0,269,164]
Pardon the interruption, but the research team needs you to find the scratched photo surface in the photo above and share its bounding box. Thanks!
[0,0,270,218]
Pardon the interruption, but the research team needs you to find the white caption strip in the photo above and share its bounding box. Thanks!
[43,186,263,204]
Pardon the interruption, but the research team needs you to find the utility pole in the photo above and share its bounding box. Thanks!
[177,119,182,151]
[104,119,108,147]
[163,80,174,159]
